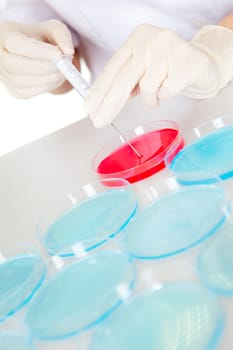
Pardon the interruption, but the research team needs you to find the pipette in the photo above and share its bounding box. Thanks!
[56,56,142,159]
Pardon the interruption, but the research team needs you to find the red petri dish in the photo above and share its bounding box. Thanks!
[93,121,184,183]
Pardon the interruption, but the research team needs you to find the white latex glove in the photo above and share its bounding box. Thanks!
[0,20,74,98]
[85,24,233,128]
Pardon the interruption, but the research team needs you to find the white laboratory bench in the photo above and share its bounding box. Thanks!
[1,84,233,349]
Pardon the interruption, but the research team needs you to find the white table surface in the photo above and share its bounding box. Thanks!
[1,83,233,349]
[0,61,90,157]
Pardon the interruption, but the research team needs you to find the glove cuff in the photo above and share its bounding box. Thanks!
[187,25,233,98]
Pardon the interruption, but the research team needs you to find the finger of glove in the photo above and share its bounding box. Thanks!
[90,60,142,128]
[139,53,168,109]
[1,50,58,74]
[6,72,64,90]
[158,48,195,101]
[38,20,74,56]
[84,41,131,116]
[9,82,65,99]
[1,31,62,60]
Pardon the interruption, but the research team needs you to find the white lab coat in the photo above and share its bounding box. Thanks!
[0,0,233,77]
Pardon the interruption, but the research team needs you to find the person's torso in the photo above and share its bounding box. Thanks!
[3,0,233,75]
[45,0,232,46]
[44,0,233,75]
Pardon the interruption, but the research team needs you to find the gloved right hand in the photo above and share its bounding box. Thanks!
[85,23,233,128]
[0,20,74,98]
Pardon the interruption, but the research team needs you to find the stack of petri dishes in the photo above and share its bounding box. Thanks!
[24,178,138,347]
[3,116,233,349]
[28,175,226,350]
[89,116,233,350]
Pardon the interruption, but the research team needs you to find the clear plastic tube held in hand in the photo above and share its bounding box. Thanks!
[55,55,146,160]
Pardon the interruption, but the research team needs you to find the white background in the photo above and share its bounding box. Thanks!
[1,82,233,349]
[0,63,91,157]
[0,84,86,157]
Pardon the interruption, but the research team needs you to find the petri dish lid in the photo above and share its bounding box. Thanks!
[197,223,233,294]
[42,187,137,257]
[25,252,135,340]
[93,120,183,183]
[124,186,227,259]
[0,246,46,322]
[89,283,223,350]
[170,125,233,184]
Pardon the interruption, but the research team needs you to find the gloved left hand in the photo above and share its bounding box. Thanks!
[84,23,233,128]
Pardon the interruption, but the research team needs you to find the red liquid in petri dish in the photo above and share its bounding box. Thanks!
[97,128,184,183]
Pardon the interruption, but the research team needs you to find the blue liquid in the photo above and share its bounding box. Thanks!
[89,283,223,350]
[170,126,233,183]
[0,333,33,350]
[0,255,46,322]
[124,187,226,259]
[44,189,137,256]
[26,252,135,340]
[198,224,233,295]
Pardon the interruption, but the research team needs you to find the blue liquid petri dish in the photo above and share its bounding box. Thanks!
[25,251,135,340]
[169,125,233,184]
[197,223,233,295]
[124,186,227,259]
[89,283,224,350]
[0,247,46,323]
[0,332,34,350]
[42,183,137,257]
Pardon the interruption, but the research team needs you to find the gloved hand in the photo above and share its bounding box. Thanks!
[84,24,233,127]
[0,20,74,98]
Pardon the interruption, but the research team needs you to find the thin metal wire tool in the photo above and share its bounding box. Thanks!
[56,56,143,159]
[110,122,142,158]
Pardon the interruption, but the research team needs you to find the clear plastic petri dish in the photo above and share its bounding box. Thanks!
[89,283,224,350]
[123,176,228,259]
[37,178,137,257]
[197,223,233,295]
[166,115,233,185]
[25,251,135,340]
[93,120,184,184]
[0,244,46,323]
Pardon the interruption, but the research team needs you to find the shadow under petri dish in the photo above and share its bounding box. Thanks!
[0,254,46,322]
[89,283,223,350]
[0,332,33,350]
[97,128,183,183]
[25,252,135,340]
[170,126,233,183]
[124,186,226,259]
[198,223,233,295]
[43,189,137,256]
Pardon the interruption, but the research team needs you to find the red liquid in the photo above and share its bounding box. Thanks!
[97,128,184,183]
